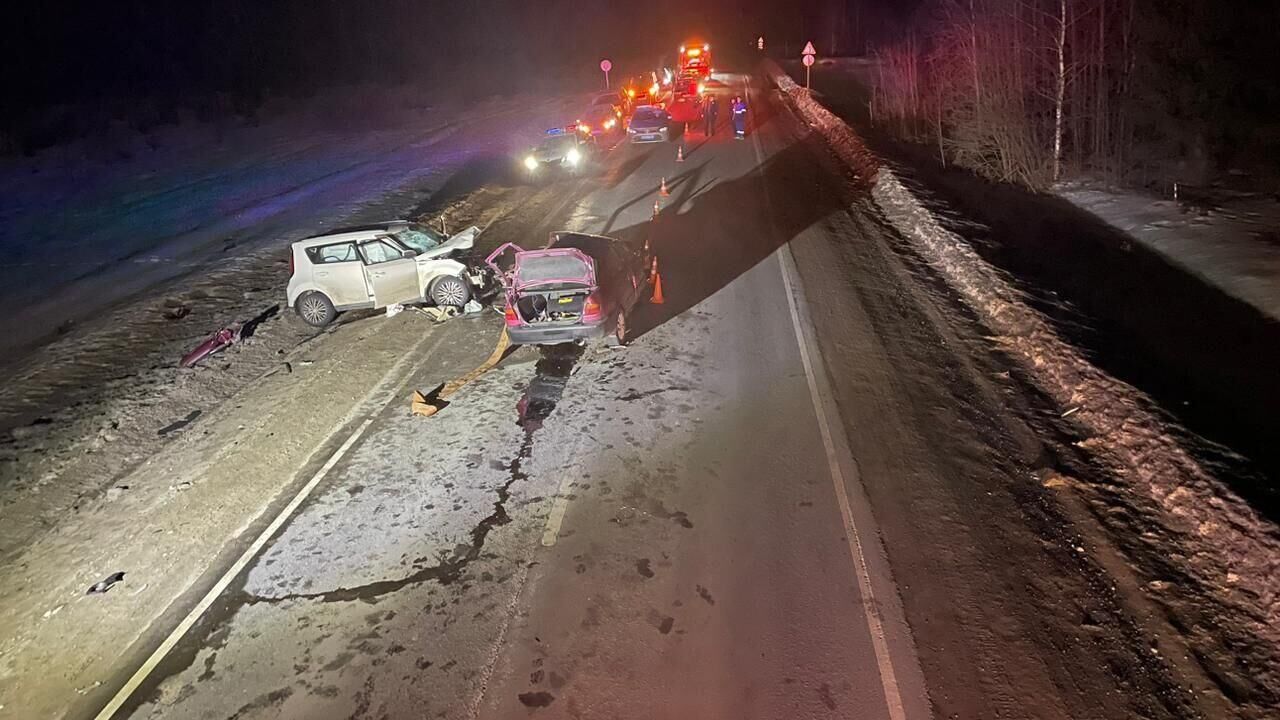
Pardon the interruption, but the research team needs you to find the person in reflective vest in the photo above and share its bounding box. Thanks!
[731,96,747,139]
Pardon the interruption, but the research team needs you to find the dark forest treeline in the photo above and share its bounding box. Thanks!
[866,0,1280,190]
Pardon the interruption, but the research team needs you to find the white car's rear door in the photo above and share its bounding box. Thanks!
[309,241,369,307]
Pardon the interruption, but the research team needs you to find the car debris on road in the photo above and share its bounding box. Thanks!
[86,571,126,595]
[411,328,511,418]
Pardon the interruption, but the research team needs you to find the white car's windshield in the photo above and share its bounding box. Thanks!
[392,224,446,253]
[537,136,576,153]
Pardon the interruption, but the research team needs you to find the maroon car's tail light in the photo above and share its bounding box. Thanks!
[504,303,520,327]
[582,294,603,322]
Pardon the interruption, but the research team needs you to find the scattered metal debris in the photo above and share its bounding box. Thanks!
[86,571,126,595]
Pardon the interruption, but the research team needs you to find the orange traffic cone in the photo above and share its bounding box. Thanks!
[660,177,670,196]
[676,145,684,162]
[650,256,665,304]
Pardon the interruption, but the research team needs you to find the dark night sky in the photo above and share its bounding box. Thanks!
[4,0,904,108]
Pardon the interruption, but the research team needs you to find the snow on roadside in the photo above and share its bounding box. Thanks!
[765,59,1280,681]
[1057,181,1280,323]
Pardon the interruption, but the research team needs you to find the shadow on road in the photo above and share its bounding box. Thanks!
[611,133,849,342]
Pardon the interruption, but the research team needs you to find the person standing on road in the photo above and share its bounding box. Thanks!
[731,95,747,139]
[704,96,719,136]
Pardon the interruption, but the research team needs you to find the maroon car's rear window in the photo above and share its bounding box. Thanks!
[516,253,591,286]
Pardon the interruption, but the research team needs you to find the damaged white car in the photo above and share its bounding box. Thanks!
[286,220,490,327]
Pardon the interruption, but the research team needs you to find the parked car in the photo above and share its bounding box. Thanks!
[626,105,671,144]
[581,92,624,137]
[487,231,654,346]
[667,93,704,133]
[286,221,488,327]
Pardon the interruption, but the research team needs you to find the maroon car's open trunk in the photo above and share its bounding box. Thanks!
[515,286,589,324]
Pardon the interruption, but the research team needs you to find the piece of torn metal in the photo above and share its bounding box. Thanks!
[180,327,238,368]
[86,571,126,595]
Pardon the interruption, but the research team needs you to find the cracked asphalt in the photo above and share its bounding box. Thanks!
[67,71,1228,720]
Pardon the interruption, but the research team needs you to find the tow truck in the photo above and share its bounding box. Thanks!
[678,41,712,79]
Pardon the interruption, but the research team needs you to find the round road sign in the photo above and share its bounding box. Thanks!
[802,54,815,67]
[600,59,613,73]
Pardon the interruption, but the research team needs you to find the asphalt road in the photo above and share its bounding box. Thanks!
[65,72,1224,720]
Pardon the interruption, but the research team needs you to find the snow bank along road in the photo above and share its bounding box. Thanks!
[1,71,1261,719]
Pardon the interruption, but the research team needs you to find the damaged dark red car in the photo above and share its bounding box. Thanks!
[487,231,655,347]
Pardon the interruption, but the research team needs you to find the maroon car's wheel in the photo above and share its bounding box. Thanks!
[614,311,628,346]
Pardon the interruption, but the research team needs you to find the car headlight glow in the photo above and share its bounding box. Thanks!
[524,156,538,171]
[566,148,581,165]
[604,118,616,130]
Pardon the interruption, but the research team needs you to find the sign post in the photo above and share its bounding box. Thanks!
[600,59,613,89]
[801,41,817,89]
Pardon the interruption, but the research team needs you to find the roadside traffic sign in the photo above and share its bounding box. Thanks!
[802,43,817,89]
[600,59,612,88]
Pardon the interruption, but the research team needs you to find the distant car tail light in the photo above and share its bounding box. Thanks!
[583,294,603,321]
[504,303,520,326]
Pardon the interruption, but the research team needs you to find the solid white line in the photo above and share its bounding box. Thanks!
[745,73,908,720]
[540,493,572,547]
[95,327,445,719]
[777,250,908,720]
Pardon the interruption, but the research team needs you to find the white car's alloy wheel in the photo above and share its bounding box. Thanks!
[299,294,333,326]
[432,277,468,307]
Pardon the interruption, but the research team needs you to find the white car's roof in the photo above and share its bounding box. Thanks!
[293,221,409,248]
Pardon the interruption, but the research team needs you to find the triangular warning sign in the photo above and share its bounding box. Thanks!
[802,41,817,56]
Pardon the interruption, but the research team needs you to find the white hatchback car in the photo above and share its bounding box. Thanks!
[286,221,486,327]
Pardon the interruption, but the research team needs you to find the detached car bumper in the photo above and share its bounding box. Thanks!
[507,321,605,346]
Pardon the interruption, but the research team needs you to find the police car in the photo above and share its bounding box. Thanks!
[520,127,597,180]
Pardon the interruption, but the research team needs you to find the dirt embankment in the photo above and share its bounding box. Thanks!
[762,59,1280,714]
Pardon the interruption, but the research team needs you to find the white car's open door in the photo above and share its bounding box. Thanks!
[359,239,423,307]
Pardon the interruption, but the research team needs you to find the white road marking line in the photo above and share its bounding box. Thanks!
[95,329,445,719]
[747,73,908,720]
[540,485,574,547]
[778,250,909,720]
